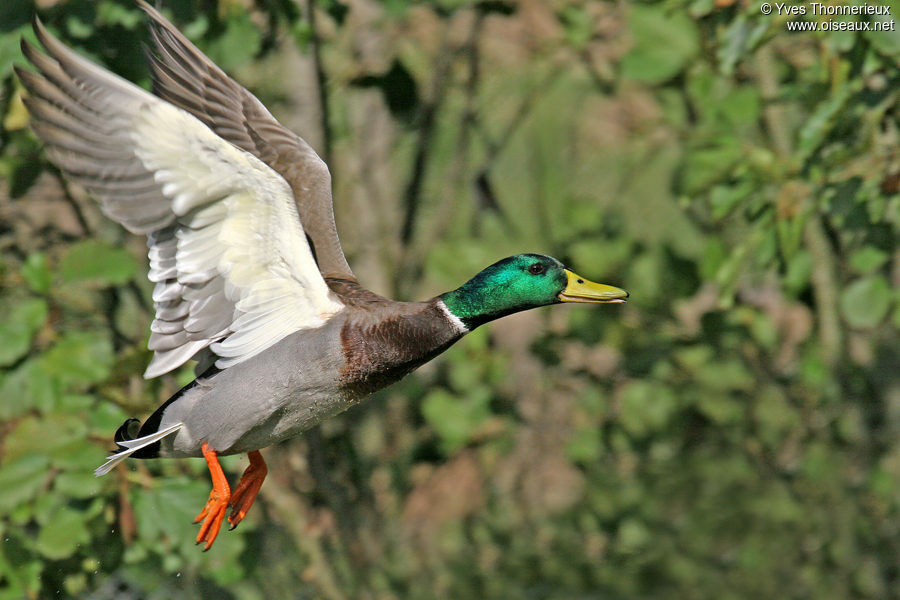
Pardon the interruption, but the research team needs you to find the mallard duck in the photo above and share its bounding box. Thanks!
[17,3,628,550]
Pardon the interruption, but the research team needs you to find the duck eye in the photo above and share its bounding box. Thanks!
[528,263,545,275]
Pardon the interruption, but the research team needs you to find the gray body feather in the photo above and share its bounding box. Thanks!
[155,319,350,457]
[152,300,464,457]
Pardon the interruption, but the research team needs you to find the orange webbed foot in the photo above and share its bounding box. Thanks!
[194,442,230,551]
[228,450,267,530]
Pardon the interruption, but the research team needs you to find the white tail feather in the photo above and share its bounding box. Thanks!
[94,422,184,476]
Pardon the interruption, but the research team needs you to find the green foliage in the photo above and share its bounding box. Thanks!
[620,6,699,84]
[421,388,490,452]
[203,10,261,71]
[1,0,899,599]
[58,240,137,287]
[840,276,892,329]
[21,252,51,294]
[0,297,46,366]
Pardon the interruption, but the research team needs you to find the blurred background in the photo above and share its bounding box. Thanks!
[1,0,899,598]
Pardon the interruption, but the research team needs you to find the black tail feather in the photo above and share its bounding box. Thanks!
[113,418,141,452]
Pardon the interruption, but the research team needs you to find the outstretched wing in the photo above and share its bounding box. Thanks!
[138,0,354,282]
[18,19,345,378]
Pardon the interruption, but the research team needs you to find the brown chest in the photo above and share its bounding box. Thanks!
[338,305,462,397]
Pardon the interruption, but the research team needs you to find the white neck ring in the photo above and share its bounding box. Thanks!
[437,300,469,334]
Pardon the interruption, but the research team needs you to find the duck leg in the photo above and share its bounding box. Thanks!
[194,442,230,550]
[228,450,267,530]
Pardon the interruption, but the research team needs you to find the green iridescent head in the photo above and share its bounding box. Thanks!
[439,254,628,330]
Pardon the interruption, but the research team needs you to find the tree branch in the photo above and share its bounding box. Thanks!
[305,0,332,166]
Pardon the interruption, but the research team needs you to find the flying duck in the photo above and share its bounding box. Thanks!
[17,3,628,550]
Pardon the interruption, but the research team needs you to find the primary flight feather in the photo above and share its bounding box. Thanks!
[18,2,628,550]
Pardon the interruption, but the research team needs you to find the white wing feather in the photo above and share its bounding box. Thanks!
[20,22,344,378]
[131,102,343,373]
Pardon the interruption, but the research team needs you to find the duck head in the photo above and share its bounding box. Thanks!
[439,253,628,331]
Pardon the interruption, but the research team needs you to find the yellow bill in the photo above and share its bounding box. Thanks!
[559,270,629,304]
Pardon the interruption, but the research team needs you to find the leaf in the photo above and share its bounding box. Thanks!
[0,24,32,80]
[716,15,768,76]
[3,84,30,131]
[709,182,753,220]
[849,247,889,274]
[753,386,800,444]
[48,440,107,472]
[40,331,114,389]
[802,441,839,482]
[4,414,88,464]
[65,15,95,39]
[689,0,715,17]
[383,0,411,17]
[616,518,651,553]
[697,393,743,425]
[840,276,891,329]
[867,15,900,57]
[89,401,130,435]
[618,380,677,437]
[558,5,593,49]
[0,359,58,418]
[32,493,64,526]
[0,454,50,513]
[133,477,218,554]
[567,426,602,463]
[0,298,48,367]
[96,0,143,28]
[0,531,42,598]
[35,505,91,560]
[6,153,43,199]
[696,359,754,393]
[421,388,491,453]
[717,87,761,128]
[674,345,715,372]
[56,393,94,415]
[59,240,136,287]
[797,87,853,160]
[21,253,52,294]
[784,250,813,295]
[620,6,699,84]
[680,138,742,194]
[53,470,104,500]
[204,11,261,71]
[447,356,484,391]
[569,238,632,280]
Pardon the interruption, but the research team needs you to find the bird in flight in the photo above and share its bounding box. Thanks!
[17,2,628,550]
